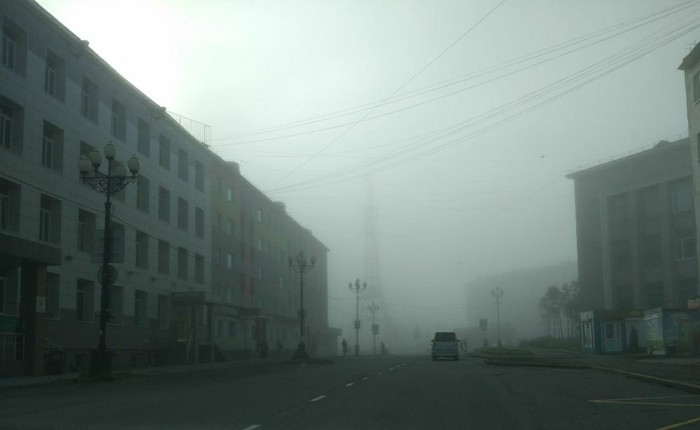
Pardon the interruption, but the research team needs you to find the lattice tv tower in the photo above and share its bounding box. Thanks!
[363,175,397,349]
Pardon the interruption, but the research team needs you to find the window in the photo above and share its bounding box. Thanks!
[694,70,700,104]
[1,18,26,75]
[178,197,188,231]
[217,320,223,338]
[75,279,94,322]
[227,253,233,270]
[46,273,59,320]
[137,118,150,156]
[134,175,149,213]
[613,284,633,309]
[195,161,204,191]
[39,195,61,243]
[195,254,204,284]
[611,240,630,270]
[44,50,65,101]
[0,96,22,152]
[645,282,664,308]
[42,121,63,171]
[158,240,170,274]
[0,178,19,232]
[157,295,169,328]
[109,285,124,325]
[81,76,98,122]
[676,236,697,260]
[110,98,126,141]
[671,180,693,213]
[135,230,149,268]
[229,321,236,337]
[159,135,170,170]
[178,149,188,181]
[195,207,204,237]
[77,209,96,252]
[158,187,170,222]
[227,186,234,202]
[227,219,235,235]
[177,247,188,279]
[676,278,697,308]
[638,187,659,220]
[134,290,147,327]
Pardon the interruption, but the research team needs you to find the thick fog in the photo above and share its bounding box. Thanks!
[37,0,698,352]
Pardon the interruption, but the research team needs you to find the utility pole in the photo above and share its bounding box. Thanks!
[492,287,504,347]
[367,301,379,354]
[349,278,366,355]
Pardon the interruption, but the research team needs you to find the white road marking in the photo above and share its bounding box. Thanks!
[310,395,326,402]
[242,426,261,430]
[346,382,355,387]
[377,372,383,375]
[362,377,369,380]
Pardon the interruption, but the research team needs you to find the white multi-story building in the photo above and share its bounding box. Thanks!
[0,0,336,377]
[0,0,212,375]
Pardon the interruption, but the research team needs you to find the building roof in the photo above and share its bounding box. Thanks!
[679,42,700,70]
[565,137,689,180]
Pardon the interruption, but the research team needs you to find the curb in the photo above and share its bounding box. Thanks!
[591,366,700,394]
[483,358,590,369]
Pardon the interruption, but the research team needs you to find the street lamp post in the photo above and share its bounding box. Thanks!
[288,250,315,359]
[348,279,366,356]
[492,287,504,348]
[367,301,379,355]
[78,143,140,376]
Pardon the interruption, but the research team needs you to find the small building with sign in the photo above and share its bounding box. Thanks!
[580,309,646,354]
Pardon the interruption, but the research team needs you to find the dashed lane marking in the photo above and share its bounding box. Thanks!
[362,377,368,380]
[310,395,326,402]
[346,383,354,387]
[242,426,261,430]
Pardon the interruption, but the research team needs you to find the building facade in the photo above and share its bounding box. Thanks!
[680,43,700,288]
[567,138,696,312]
[0,0,333,376]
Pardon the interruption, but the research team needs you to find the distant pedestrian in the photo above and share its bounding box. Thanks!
[341,338,348,356]
[380,341,387,355]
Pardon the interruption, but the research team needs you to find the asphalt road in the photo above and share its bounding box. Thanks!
[2,355,700,429]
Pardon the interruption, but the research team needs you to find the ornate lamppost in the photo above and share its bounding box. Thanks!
[78,143,140,376]
[349,278,366,356]
[288,250,315,359]
[367,301,379,354]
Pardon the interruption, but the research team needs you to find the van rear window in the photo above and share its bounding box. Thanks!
[434,332,456,341]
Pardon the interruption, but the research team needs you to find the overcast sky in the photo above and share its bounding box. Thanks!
[35,0,700,345]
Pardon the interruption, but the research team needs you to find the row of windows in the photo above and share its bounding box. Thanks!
[39,274,170,328]
[612,278,696,309]
[1,16,206,190]
[611,235,696,270]
[0,178,205,283]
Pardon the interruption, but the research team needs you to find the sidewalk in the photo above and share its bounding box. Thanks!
[0,356,291,390]
[483,347,700,394]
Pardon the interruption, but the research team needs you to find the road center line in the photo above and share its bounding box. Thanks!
[310,395,326,402]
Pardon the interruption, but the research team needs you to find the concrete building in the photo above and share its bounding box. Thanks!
[567,138,696,312]
[0,0,334,376]
[680,43,700,288]
[209,156,333,359]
